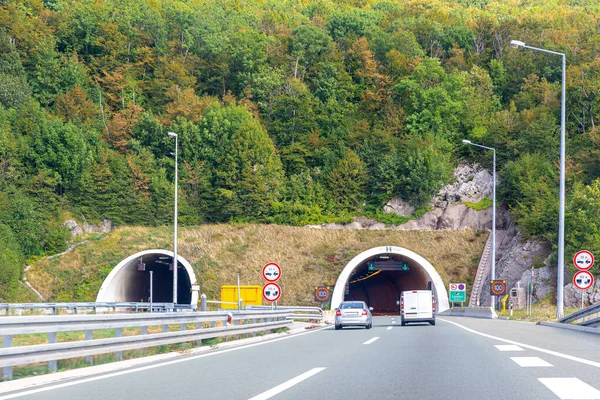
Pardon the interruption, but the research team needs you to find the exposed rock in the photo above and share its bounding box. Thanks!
[436,204,491,230]
[383,197,415,217]
[368,223,386,230]
[394,209,443,230]
[64,219,84,238]
[436,163,492,204]
[564,280,600,307]
[479,232,551,306]
[64,218,113,238]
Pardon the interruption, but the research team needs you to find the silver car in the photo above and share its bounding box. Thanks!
[334,301,373,330]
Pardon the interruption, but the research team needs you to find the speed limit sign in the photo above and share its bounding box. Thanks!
[314,286,330,302]
[490,280,506,296]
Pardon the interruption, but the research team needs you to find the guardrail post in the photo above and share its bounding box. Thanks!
[115,328,123,361]
[180,323,186,332]
[201,294,207,312]
[141,326,147,356]
[2,335,13,380]
[162,325,168,333]
[48,332,58,372]
[85,330,93,364]
[196,322,202,345]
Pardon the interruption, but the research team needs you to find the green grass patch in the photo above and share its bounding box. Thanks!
[462,197,492,211]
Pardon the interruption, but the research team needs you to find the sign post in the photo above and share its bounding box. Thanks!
[573,250,595,309]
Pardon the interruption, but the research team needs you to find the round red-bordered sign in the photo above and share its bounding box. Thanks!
[573,250,595,271]
[262,262,281,282]
[573,270,594,290]
[314,286,330,302]
[490,280,506,296]
[263,283,282,302]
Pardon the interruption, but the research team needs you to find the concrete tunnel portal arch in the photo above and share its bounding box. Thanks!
[331,246,449,314]
[96,249,199,306]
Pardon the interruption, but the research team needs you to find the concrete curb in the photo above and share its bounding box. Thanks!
[439,306,498,319]
[539,321,600,335]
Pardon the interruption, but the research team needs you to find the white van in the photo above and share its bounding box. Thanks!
[400,290,435,326]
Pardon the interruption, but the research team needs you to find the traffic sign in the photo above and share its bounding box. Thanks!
[262,283,281,302]
[262,263,281,282]
[314,286,330,302]
[490,280,506,296]
[449,283,466,302]
[573,270,594,290]
[574,250,594,271]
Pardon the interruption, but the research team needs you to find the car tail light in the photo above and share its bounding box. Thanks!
[362,309,367,315]
[400,299,404,315]
[336,309,341,316]
[432,298,436,314]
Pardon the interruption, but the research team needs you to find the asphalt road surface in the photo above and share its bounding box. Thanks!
[2,316,600,400]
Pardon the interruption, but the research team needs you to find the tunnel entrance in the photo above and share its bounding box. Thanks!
[331,246,449,314]
[96,249,199,306]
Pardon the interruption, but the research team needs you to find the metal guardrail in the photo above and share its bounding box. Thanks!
[245,306,323,321]
[0,302,193,315]
[559,302,600,327]
[0,310,292,380]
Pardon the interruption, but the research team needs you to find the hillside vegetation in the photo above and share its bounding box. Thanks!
[2,0,600,300]
[25,225,488,304]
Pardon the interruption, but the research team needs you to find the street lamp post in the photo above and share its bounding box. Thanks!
[510,40,566,319]
[462,140,496,311]
[168,132,178,305]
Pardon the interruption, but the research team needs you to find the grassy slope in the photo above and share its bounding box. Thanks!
[24,225,488,305]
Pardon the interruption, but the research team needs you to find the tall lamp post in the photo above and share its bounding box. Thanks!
[510,40,566,318]
[168,132,178,305]
[462,140,496,311]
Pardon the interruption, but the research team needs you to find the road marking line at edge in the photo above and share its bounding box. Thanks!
[363,337,379,345]
[438,318,600,368]
[0,325,332,400]
[538,378,600,400]
[510,357,553,367]
[247,368,326,400]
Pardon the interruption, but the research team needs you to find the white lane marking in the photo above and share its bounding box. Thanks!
[248,368,326,400]
[539,378,600,399]
[438,318,600,368]
[363,337,380,345]
[391,321,396,324]
[0,326,332,400]
[386,327,393,331]
[495,345,524,352]
[511,357,553,367]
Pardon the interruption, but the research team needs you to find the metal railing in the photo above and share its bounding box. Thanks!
[559,302,600,327]
[246,306,323,321]
[0,302,193,316]
[0,310,292,380]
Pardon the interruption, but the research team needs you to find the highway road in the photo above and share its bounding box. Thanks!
[1,316,600,400]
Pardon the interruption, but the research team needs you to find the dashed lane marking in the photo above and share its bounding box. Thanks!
[511,357,553,367]
[539,378,600,400]
[248,368,326,400]
[363,337,380,345]
[386,327,393,331]
[495,344,524,352]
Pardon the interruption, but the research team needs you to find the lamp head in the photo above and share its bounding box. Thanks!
[462,139,472,145]
[167,132,177,138]
[510,40,525,49]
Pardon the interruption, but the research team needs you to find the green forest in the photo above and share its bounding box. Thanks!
[2,0,600,301]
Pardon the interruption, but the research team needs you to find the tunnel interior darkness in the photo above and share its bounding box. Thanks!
[97,252,193,304]
[343,253,431,314]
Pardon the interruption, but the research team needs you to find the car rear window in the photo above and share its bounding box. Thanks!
[341,302,364,309]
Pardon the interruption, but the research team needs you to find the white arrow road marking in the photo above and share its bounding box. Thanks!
[539,378,600,400]
[363,337,380,345]
[511,357,553,367]
[248,368,326,400]
[386,327,393,331]
[439,318,600,368]
[495,345,524,352]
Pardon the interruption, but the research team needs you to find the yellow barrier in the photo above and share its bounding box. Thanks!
[221,285,263,309]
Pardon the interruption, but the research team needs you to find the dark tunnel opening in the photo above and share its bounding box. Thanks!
[107,254,192,303]
[343,254,431,315]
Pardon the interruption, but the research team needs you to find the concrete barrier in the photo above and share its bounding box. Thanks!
[438,306,498,319]
[539,321,600,335]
